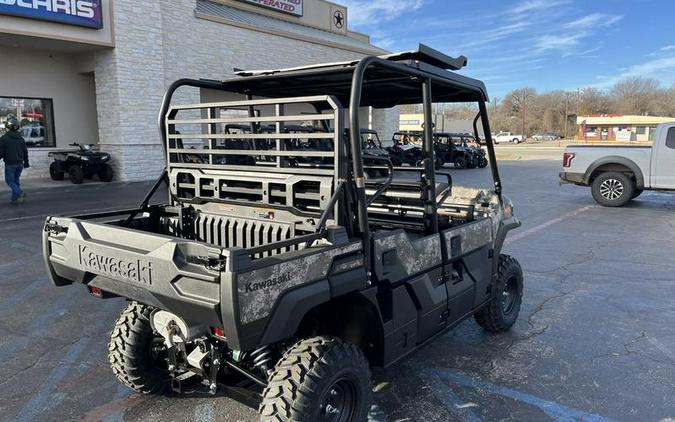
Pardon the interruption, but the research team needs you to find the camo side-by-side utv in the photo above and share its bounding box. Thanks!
[43,45,523,421]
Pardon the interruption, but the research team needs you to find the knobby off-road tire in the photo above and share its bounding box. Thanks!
[49,162,65,180]
[260,336,372,422]
[591,171,634,207]
[99,164,114,182]
[108,302,170,394]
[475,255,523,333]
[69,165,84,184]
[454,157,467,169]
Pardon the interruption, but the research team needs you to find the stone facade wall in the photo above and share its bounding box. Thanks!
[90,0,389,181]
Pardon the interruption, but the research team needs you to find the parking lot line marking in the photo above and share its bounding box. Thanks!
[505,205,596,244]
[427,374,483,422]
[0,206,120,223]
[13,299,121,422]
[0,290,75,362]
[429,368,621,422]
[0,275,47,317]
[15,337,91,422]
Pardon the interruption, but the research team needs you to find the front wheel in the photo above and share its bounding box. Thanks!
[99,164,114,182]
[260,336,372,422]
[69,166,84,184]
[49,162,65,181]
[108,302,170,394]
[454,157,467,169]
[591,171,634,207]
[474,255,523,333]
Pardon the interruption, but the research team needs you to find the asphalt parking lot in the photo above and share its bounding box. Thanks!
[1,159,674,422]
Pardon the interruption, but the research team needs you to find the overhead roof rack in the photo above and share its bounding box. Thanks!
[234,44,467,77]
[219,45,486,107]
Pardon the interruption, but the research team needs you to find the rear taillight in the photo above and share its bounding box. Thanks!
[88,286,103,298]
[562,152,576,168]
[211,327,226,339]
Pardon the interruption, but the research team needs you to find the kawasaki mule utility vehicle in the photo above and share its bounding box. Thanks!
[43,45,523,421]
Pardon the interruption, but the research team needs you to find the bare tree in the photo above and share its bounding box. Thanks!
[610,76,661,115]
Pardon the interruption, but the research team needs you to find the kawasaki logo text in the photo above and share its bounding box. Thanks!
[245,273,292,293]
[79,245,152,285]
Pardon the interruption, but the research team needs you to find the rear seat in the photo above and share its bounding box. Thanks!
[365,178,451,230]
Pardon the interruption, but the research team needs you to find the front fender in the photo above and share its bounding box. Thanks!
[493,217,521,273]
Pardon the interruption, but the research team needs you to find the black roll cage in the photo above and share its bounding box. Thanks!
[156,48,503,275]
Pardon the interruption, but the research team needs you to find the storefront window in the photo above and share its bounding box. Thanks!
[636,126,646,135]
[0,96,55,147]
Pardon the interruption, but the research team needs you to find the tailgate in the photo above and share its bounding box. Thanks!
[43,216,227,328]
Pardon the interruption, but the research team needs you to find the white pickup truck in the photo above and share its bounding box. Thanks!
[493,132,524,144]
[559,122,675,206]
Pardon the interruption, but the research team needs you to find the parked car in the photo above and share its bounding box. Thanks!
[531,133,554,141]
[493,132,524,144]
[559,122,675,206]
[19,124,46,146]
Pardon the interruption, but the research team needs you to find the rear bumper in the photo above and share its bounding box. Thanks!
[559,171,587,185]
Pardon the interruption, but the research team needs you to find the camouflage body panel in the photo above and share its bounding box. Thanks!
[237,242,362,324]
[442,217,493,259]
[373,231,443,284]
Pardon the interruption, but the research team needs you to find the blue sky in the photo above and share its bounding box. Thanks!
[340,0,675,98]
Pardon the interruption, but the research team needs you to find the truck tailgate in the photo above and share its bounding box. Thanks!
[43,216,226,328]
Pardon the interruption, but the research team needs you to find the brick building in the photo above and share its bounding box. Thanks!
[0,0,394,180]
[576,114,675,142]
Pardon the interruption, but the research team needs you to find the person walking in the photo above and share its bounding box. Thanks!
[0,116,30,204]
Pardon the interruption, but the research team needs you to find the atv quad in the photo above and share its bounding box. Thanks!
[43,44,523,421]
[48,143,114,184]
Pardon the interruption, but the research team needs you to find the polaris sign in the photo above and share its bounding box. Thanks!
[0,0,103,29]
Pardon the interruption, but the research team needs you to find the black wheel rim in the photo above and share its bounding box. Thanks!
[501,276,518,315]
[320,377,357,422]
[149,336,169,369]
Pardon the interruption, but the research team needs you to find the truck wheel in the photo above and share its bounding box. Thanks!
[108,302,170,394]
[591,172,634,207]
[475,255,523,333]
[69,166,84,184]
[454,157,466,169]
[99,164,114,182]
[260,336,372,422]
[512,138,519,144]
[49,163,65,181]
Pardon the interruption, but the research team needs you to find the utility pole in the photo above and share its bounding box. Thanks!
[564,92,569,140]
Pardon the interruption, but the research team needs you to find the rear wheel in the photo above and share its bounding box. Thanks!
[260,336,372,422]
[99,164,114,182]
[513,138,520,144]
[591,171,634,207]
[69,166,84,184]
[108,302,170,394]
[49,162,65,181]
[475,255,523,333]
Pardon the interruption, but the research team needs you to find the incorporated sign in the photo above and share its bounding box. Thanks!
[238,0,303,17]
[0,0,103,29]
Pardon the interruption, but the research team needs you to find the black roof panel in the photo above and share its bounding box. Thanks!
[218,44,488,107]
